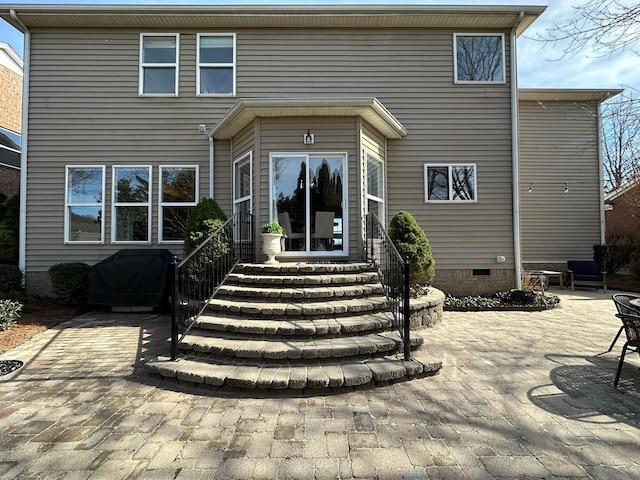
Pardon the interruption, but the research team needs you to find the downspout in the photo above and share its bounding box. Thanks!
[511,11,524,289]
[209,135,215,198]
[597,101,606,245]
[11,9,29,275]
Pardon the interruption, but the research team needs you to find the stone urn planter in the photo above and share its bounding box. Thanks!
[261,223,285,264]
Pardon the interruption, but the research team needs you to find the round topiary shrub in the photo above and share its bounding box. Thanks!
[184,198,228,254]
[48,262,91,307]
[388,211,435,285]
[0,264,23,294]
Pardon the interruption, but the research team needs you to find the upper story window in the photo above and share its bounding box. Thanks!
[454,34,505,83]
[197,34,236,96]
[424,164,477,202]
[65,166,105,243]
[139,34,179,96]
[159,165,198,243]
[112,166,152,243]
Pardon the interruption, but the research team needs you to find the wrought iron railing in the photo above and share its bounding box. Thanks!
[365,212,411,361]
[170,212,254,360]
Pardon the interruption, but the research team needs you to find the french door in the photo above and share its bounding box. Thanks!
[270,153,347,256]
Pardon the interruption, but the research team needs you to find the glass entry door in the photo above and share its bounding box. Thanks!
[270,153,346,255]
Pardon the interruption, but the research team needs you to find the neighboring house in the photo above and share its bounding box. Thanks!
[0,4,620,295]
[0,41,22,199]
[605,180,640,239]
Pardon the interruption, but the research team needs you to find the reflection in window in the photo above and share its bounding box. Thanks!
[425,164,476,202]
[455,34,504,82]
[366,153,385,225]
[112,166,151,243]
[65,166,105,243]
[198,34,235,95]
[159,166,198,242]
[140,34,179,95]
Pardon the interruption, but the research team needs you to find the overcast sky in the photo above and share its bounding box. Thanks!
[1,0,638,92]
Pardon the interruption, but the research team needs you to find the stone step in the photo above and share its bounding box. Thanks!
[204,295,389,317]
[194,311,395,336]
[216,283,385,300]
[179,330,423,361]
[233,262,375,276]
[227,271,381,287]
[147,355,442,391]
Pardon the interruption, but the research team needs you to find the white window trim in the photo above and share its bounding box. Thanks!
[158,165,199,244]
[269,152,349,257]
[64,165,105,244]
[365,151,385,224]
[139,33,180,97]
[233,151,253,214]
[197,33,236,96]
[111,165,152,245]
[453,33,506,84]
[424,163,478,203]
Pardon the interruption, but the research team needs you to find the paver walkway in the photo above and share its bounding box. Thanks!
[1,287,639,479]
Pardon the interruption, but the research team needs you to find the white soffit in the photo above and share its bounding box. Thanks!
[0,5,545,36]
[519,89,623,103]
[210,97,407,140]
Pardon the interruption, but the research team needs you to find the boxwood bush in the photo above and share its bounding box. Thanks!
[48,262,91,307]
[0,264,23,294]
[388,210,435,285]
[184,198,227,255]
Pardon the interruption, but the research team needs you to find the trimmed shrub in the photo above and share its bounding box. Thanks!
[0,264,23,293]
[388,211,435,284]
[48,262,91,307]
[0,193,19,265]
[0,299,22,331]
[184,198,227,254]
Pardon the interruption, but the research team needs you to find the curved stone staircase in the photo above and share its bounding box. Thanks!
[147,262,442,393]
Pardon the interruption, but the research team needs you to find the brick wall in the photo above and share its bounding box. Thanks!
[432,268,515,296]
[606,184,640,238]
[0,65,22,134]
[0,164,19,197]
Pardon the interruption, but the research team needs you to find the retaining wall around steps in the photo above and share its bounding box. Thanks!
[409,287,445,329]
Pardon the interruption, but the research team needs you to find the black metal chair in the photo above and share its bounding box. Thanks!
[610,294,640,352]
[614,312,640,387]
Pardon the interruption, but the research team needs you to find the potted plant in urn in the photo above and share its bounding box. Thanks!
[261,222,285,264]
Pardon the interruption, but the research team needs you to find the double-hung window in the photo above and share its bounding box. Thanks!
[159,165,198,243]
[366,153,385,225]
[424,164,477,202]
[65,166,105,243]
[140,34,179,95]
[112,166,151,243]
[454,34,505,83]
[197,34,236,95]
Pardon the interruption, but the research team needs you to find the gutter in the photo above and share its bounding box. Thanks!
[209,136,214,199]
[511,11,524,289]
[597,101,606,245]
[10,9,29,276]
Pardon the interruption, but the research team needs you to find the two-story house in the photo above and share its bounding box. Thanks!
[0,4,619,295]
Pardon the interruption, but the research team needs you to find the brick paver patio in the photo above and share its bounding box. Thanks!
[1,287,639,479]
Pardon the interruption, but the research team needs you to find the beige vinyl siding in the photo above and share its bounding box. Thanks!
[519,100,602,262]
[25,26,514,274]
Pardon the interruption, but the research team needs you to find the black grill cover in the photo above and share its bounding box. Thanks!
[88,249,174,307]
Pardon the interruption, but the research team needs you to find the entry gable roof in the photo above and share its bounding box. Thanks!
[210,97,408,140]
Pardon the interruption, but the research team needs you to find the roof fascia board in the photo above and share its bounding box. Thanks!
[519,88,624,103]
[210,97,407,140]
[0,4,546,35]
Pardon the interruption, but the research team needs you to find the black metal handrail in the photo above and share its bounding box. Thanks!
[170,212,254,360]
[365,212,411,361]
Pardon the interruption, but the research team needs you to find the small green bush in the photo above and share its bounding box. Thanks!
[184,198,227,254]
[48,262,91,307]
[0,193,19,265]
[0,264,23,293]
[0,299,23,331]
[388,211,435,284]
[261,223,284,234]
